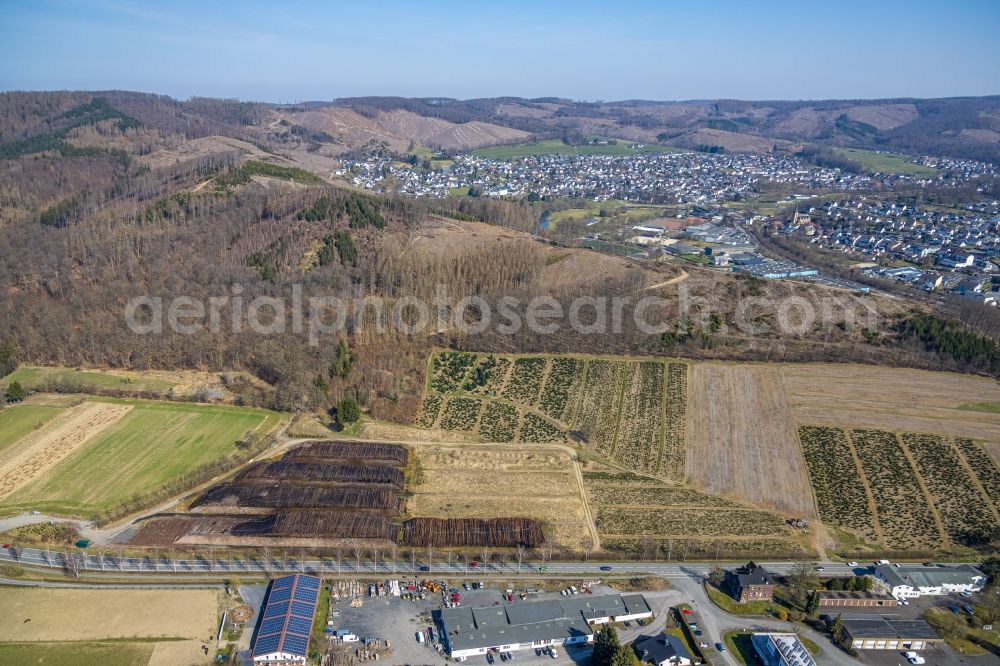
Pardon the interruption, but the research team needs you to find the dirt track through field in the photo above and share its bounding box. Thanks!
[0,401,131,499]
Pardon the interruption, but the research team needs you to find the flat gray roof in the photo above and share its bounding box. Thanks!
[876,564,985,590]
[440,593,649,652]
[840,615,941,641]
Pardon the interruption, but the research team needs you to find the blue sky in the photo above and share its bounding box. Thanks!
[1,0,998,102]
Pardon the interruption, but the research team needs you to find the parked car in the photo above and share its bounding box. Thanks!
[599,565,613,571]
[905,651,925,665]
[960,591,974,598]
[694,630,703,637]
[549,647,558,659]
[499,652,507,662]
[699,642,709,648]
[486,652,494,664]
[464,582,471,590]
[682,608,693,615]
[715,643,726,652]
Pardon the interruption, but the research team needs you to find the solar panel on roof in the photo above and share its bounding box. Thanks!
[282,634,309,656]
[259,616,286,637]
[254,634,280,655]
[293,586,319,603]
[291,601,315,618]
[296,575,320,589]
[269,587,292,603]
[264,601,290,619]
[286,616,312,635]
[272,576,294,590]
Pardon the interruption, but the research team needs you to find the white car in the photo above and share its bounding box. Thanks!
[904,651,925,664]
[959,591,974,598]
[847,561,859,567]
[549,647,558,658]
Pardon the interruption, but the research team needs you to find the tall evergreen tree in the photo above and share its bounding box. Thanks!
[592,624,620,666]
[6,380,26,402]
[610,645,637,666]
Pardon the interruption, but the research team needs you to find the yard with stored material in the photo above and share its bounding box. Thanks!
[0,397,282,518]
[0,587,217,665]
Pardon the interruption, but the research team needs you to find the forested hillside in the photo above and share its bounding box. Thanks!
[1,91,996,425]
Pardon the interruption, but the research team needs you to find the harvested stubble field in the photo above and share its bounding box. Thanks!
[687,364,814,516]
[409,444,592,550]
[0,403,65,454]
[781,364,1000,441]
[2,398,280,517]
[0,587,216,641]
[0,401,131,501]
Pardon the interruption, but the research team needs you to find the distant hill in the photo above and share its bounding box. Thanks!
[319,94,1000,162]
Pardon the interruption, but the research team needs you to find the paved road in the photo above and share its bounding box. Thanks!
[0,545,868,579]
[0,549,869,665]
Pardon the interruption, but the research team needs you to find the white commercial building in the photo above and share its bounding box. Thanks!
[874,564,987,598]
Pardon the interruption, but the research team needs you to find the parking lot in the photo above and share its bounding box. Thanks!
[318,579,677,665]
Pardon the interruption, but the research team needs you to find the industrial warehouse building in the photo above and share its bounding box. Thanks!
[750,633,817,666]
[250,574,321,665]
[874,563,987,598]
[440,593,652,659]
[838,614,942,651]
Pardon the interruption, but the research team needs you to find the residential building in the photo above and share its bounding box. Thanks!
[635,632,694,665]
[439,593,652,659]
[724,562,775,603]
